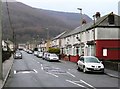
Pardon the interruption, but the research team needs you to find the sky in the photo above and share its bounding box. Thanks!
[3,0,120,18]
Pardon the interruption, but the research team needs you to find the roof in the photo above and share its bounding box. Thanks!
[61,12,120,38]
[52,31,67,40]
[88,13,120,30]
[61,22,93,38]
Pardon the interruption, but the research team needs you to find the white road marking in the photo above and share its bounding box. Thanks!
[41,64,43,70]
[37,62,39,63]
[17,71,31,74]
[41,64,43,67]
[67,72,76,77]
[68,69,71,70]
[46,72,59,78]
[80,80,96,89]
[33,69,38,73]
[14,70,16,74]
[66,80,85,87]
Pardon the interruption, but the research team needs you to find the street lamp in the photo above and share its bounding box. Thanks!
[93,14,96,56]
[77,8,82,26]
[77,8,83,57]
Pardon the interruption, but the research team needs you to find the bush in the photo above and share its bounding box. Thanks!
[48,48,60,54]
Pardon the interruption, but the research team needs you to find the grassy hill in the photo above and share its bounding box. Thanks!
[2,1,92,43]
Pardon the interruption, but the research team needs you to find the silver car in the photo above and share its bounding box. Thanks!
[14,52,22,59]
[77,56,104,73]
[37,52,43,58]
[46,53,59,61]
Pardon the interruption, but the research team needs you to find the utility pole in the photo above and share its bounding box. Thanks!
[0,0,3,80]
[77,8,82,26]
[77,8,82,56]
[93,15,96,56]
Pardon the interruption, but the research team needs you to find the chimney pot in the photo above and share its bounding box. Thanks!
[95,12,101,19]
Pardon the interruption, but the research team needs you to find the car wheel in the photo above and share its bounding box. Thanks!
[83,67,86,73]
[77,66,80,70]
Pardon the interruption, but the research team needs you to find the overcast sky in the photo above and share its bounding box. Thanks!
[4,0,120,18]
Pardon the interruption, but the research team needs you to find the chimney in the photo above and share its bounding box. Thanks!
[82,19,87,24]
[108,12,114,24]
[95,12,101,20]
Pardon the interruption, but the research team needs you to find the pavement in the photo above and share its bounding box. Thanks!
[0,57,119,88]
[0,56,14,89]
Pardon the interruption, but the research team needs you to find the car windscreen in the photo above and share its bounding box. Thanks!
[84,57,100,63]
[16,52,21,55]
[50,54,58,57]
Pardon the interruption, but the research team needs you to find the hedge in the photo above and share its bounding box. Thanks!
[48,48,60,54]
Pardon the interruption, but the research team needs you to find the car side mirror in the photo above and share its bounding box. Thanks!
[100,61,103,64]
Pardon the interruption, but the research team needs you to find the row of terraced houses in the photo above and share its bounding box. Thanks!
[37,12,120,62]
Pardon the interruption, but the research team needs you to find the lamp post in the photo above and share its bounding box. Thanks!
[46,28,50,51]
[77,8,82,26]
[77,8,83,56]
[0,0,2,80]
[93,14,96,56]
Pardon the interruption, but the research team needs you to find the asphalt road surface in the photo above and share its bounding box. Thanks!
[4,51,118,88]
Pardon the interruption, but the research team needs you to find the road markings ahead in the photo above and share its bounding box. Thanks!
[66,79,85,87]
[46,72,59,78]
[67,72,76,77]
[14,70,17,74]
[80,80,96,89]
[41,64,44,70]
[66,79,95,89]
[33,69,38,73]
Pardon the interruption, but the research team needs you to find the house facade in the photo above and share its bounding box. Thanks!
[60,12,120,62]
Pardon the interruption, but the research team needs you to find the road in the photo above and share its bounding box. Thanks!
[4,51,118,88]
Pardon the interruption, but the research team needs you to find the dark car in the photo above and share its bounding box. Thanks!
[14,52,22,59]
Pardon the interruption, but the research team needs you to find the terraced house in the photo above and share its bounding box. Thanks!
[60,12,120,62]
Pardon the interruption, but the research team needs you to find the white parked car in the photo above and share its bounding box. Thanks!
[27,50,33,54]
[37,52,43,58]
[77,56,104,73]
[46,53,59,61]
[34,51,38,56]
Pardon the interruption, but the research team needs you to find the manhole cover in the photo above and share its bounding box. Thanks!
[14,69,37,74]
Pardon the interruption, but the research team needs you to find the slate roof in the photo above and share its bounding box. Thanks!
[61,12,120,38]
[52,31,67,40]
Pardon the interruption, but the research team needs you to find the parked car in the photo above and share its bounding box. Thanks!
[77,56,104,73]
[27,50,33,54]
[34,51,38,56]
[42,52,49,60]
[37,52,43,58]
[14,52,22,59]
[46,53,59,61]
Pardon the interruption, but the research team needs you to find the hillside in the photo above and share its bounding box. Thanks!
[2,2,92,43]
